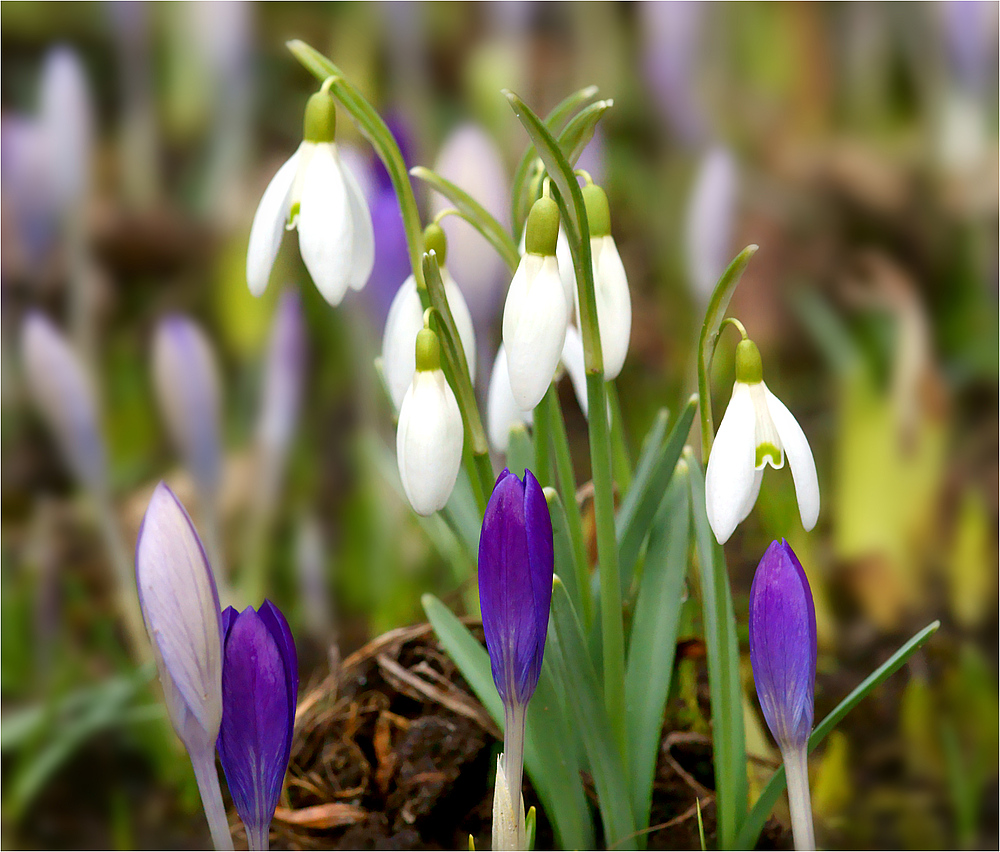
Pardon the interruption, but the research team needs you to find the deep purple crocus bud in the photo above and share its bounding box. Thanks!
[217,601,298,852]
[478,468,554,709]
[749,540,817,752]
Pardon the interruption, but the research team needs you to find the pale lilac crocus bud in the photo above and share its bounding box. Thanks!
[749,540,818,850]
[21,312,107,495]
[152,314,223,501]
[685,146,738,305]
[217,601,298,851]
[135,482,232,850]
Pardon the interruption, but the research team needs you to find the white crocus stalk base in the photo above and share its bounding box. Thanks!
[782,745,816,851]
[189,743,235,851]
[705,380,820,545]
[493,702,528,852]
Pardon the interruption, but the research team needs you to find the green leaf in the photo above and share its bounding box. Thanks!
[422,595,594,849]
[556,98,614,170]
[549,578,637,850]
[410,166,520,272]
[525,806,537,851]
[506,423,535,480]
[606,382,632,494]
[696,245,758,457]
[686,452,748,849]
[736,620,941,849]
[624,466,691,834]
[511,85,601,234]
[616,397,697,593]
[544,489,584,620]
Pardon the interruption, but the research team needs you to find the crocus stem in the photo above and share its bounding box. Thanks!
[782,746,816,851]
[533,385,555,487]
[503,702,528,845]
[547,385,592,628]
[189,746,235,851]
[246,822,270,852]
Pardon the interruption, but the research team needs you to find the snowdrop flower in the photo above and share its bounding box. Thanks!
[396,328,464,516]
[705,338,820,545]
[21,312,107,496]
[685,146,738,305]
[218,601,298,852]
[381,224,476,411]
[503,196,568,411]
[152,315,223,501]
[486,343,533,453]
[135,482,232,850]
[246,85,374,306]
[749,540,817,850]
[579,183,631,380]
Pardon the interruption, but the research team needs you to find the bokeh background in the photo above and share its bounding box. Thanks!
[2,2,997,849]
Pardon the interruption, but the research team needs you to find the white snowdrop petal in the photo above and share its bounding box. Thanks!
[738,468,765,525]
[246,148,300,296]
[341,153,375,291]
[443,270,477,383]
[381,276,425,410]
[560,325,589,418]
[592,235,632,380]
[557,227,576,322]
[486,344,533,453]
[764,385,820,531]
[297,144,353,305]
[705,382,757,544]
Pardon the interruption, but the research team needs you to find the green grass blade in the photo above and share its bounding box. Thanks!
[506,422,535,480]
[736,620,941,849]
[410,166,520,272]
[549,578,637,850]
[616,397,697,593]
[686,451,748,849]
[624,465,691,837]
[422,594,594,849]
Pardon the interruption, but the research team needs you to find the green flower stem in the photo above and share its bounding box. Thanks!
[696,245,758,458]
[533,386,555,487]
[547,385,593,629]
[287,40,426,288]
[606,382,632,493]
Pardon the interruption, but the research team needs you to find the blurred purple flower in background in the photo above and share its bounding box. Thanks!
[135,482,232,850]
[152,314,223,502]
[749,539,817,850]
[685,145,739,305]
[21,312,107,495]
[217,601,298,852]
[942,1,996,96]
[639,2,708,146]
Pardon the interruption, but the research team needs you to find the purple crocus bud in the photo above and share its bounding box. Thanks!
[152,314,223,500]
[256,291,305,507]
[749,539,817,850]
[217,601,298,851]
[479,468,554,709]
[21,312,107,495]
[135,482,233,850]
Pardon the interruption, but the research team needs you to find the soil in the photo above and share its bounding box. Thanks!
[266,621,791,851]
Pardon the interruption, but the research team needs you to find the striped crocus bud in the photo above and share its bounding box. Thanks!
[217,601,298,852]
[479,468,554,852]
[749,539,817,851]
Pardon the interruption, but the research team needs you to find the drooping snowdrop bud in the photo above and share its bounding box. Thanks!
[503,196,568,410]
[749,540,818,850]
[560,325,589,418]
[381,224,476,410]
[487,344,532,453]
[21,312,107,496]
[396,328,464,516]
[256,292,306,508]
[218,601,298,852]
[705,338,820,545]
[135,483,232,850]
[685,146,738,305]
[152,315,223,500]
[581,184,631,380]
[479,469,553,852]
[246,86,374,306]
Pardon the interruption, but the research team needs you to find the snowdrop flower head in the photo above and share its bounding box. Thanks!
[581,183,631,380]
[705,338,820,545]
[503,195,568,411]
[396,328,464,516]
[381,224,476,410]
[246,85,374,306]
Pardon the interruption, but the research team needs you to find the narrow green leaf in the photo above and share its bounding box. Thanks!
[624,467,691,834]
[736,620,941,849]
[422,595,594,849]
[616,397,697,591]
[549,578,637,850]
[606,382,632,494]
[545,489,583,619]
[556,98,614,169]
[525,806,537,851]
[697,245,758,457]
[506,423,535,480]
[619,407,670,523]
[686,452,748,849]
[410,166,520,272]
